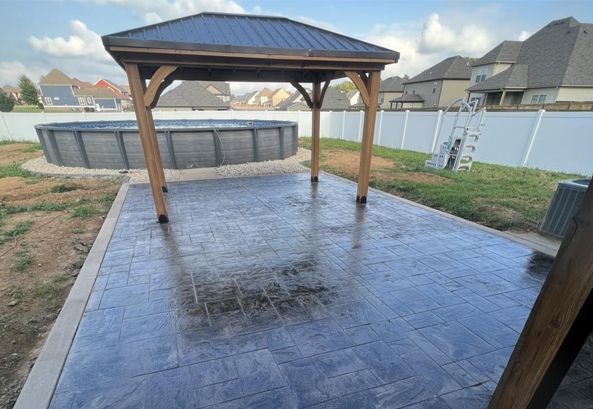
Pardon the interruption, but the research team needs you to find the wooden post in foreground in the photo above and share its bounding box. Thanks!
[488,178,593,408]
[125,63,169,223]
[347,71,380,203]
[311,82,321,182]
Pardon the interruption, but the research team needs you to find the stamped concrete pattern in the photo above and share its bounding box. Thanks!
[49,174,591,409]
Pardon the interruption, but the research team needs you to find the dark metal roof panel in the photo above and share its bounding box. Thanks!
[103,12,399,60]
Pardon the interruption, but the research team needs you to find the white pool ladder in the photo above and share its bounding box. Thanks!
[425,99,485,171]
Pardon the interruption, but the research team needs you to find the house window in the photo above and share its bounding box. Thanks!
[475,74,487,83]
[530,95,547,104]
[87,97,93,104]
[432,87,436,94]
[44,97,53,106]
[78,97,86,105]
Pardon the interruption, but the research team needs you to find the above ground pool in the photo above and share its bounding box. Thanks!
[35,119,298,170]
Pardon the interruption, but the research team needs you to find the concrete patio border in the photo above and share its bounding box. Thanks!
[14,183,129,409]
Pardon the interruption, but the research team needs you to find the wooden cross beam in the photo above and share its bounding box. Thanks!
[488,178,593,408]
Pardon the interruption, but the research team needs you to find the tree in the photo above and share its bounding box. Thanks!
[0,89,14,112]
[18,75,39,106]
[333,80,357,93]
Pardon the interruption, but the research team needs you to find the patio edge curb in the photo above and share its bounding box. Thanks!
[321,171,558,257]
[13,182,129,409]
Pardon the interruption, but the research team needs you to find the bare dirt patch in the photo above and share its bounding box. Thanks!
[323,149,394,180]
[0,145,39,167]
[0,143,120,409]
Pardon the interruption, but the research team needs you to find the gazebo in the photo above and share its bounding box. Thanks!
[102,12,399,223]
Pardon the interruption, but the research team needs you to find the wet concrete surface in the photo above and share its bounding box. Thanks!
[49,174,591,408]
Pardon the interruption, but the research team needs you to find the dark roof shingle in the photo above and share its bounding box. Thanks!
[404,56,471,84]
[157,81,230,109]
[473,41,522,66]
[380,76,404,92]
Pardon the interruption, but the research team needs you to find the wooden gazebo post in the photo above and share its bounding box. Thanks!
[346,71,381,203]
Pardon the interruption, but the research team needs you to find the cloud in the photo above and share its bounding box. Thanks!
[418,13,493,55]
[82,0,245,23]
[518,30,531,41]
[0,61,46,86]
[29,20,110,62]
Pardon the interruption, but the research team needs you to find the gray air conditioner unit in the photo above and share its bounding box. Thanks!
[539,179,590,239]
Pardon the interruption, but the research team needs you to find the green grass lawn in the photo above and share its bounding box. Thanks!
[10,105,42,113]
[300,138,582,231]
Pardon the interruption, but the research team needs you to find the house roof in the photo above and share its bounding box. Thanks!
[390,93,424,103]
[74,86,122,99]
[275,91,303,110]
[467,64,529,91]
[103,12,398,61]
[39,69,74,85]
[404,56,472,84]
[276,87,350,110]
[468,17,593,92]
[380,76,404,92]
[232,91,258,103]
[157,81,230,109]
[197,81,231,95]
[257,88,274,98]
[472,41,522,67]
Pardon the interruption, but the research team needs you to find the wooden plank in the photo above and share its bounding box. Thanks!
[143,65,177,107]
[488,178,593,409]
[290,81,313,108]
[311,81,321,182]
[319,80,330,107]
[345,71,370,106]
[109,45,395,64]
[125,63,169,223]
[145,108,168,192]
[356,71,381,203]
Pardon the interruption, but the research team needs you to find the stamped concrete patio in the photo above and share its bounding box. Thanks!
[48,173,590,409]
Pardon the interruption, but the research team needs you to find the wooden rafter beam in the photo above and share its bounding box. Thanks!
[290,81,313,109]
[149,77,174,109]
[318,80,330,108]
[345,71,370,107]
[143,65,178,107]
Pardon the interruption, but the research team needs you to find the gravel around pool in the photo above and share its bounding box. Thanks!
[21,148,310,183]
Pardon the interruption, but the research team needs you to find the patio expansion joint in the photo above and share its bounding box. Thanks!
[13,182,130,409]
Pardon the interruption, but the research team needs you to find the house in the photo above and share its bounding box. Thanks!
[391,56,472,109]
[155,81,230,110]
[269,88,291,106]
[347,90,360,106]
[38,69,125,111]
[378,76,404,109]
[197,81,231,102]
[278,87,351,111]
[254,87,274,106]
[94,79,132,110]
[467,17,593,106]
[2,85,21,103]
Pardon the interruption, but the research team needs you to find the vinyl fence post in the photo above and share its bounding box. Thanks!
[0,112,11,140]
[377,110,384,145]
[341,110,346,140]
[430,110,443,153]
[400,110,409,150]
[358,110,364,142]
[297,110,302,136]
[521,109,545,167]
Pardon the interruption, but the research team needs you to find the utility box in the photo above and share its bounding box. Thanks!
[539,179,590,239]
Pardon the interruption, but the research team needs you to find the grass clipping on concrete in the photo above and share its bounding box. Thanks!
[300,138,579,231]
[0,142,120,408]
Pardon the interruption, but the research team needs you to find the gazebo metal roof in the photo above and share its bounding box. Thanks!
[102,12,399,83]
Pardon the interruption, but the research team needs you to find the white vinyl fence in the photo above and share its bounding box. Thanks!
[1,109,592,175]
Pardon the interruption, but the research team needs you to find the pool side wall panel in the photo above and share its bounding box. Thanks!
[36,121,298,170]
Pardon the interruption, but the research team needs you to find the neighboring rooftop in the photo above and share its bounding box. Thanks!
[39,69,74,85]
[157,81,230,109]
[473,41,523,67]
[380,76,405,92]
[404,56,472,84]
[468,16,593,92]
[391,93,425,103]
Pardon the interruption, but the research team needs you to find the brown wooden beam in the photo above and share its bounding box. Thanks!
[488,178,593,409]
[355,71,380,203]
[143,65,178,107]
[290,81,313,108]
[125,63,169,223]
[345,71,370,106]
[310,81,321,182]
